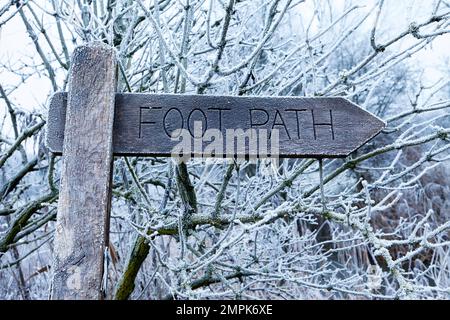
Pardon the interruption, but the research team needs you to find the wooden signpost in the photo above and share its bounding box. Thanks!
[50,43,116,300]
[47,43,385,299]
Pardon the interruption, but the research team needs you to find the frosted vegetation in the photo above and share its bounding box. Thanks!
[1,0,450,299]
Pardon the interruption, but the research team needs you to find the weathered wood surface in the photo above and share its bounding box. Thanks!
[47,93,385,158]
[50,43,117,299]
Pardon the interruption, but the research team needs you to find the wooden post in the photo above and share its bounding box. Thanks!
[51,43,117,299]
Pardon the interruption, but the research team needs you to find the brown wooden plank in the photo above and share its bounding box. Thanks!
[47,93,385,158]
[50,43,117,299]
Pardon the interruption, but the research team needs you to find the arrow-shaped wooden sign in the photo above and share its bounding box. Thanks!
[47,92,385,158]
[48,44,385,300]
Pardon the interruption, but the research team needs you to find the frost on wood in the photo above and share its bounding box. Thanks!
[1,0,450,300]
[50,43,117,300]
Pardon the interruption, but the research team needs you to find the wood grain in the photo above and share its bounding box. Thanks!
[50,43,117,300]
[47,93,385,158]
